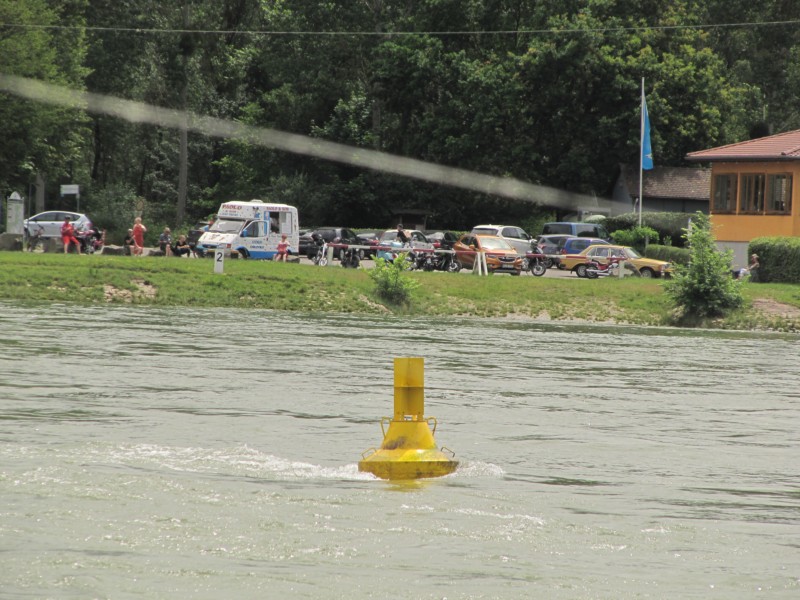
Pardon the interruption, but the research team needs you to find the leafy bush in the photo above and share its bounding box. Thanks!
[645,244,690,266]
[611,226,659,252]
[748,236,800,283]
[664,212,743,318]
[606,212,692,248]
[369,254,419,304]
[84,184,141,243]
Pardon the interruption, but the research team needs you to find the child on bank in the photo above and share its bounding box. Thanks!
[275,233,290,261]
[60,217,81,255]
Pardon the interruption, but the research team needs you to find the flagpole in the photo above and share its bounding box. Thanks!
[638,77,644,227]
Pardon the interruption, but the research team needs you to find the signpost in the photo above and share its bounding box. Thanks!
[60,184,80,212]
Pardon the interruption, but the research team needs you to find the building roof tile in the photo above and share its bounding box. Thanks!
[687,129,800,162]
[620,164,710,200]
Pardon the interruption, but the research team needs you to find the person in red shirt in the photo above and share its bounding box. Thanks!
[60,217,81,255]
[275,233,290,262]
[132,217,147,256]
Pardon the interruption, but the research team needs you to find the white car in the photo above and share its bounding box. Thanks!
[24,211,91,238]
[377,229,433,250]
[470,224,536,256]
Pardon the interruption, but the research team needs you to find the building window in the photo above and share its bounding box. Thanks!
[767,174,792,214]
[740,174,766,213]
[712,174,737,213]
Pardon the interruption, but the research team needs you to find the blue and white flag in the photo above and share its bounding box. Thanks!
[641,94,654,170]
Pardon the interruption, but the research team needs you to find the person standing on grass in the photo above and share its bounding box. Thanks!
[60,216,81,255]
[132,217,147,256]
[749,253,760,280]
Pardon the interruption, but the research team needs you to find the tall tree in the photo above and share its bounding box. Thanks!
[0,0,89,206]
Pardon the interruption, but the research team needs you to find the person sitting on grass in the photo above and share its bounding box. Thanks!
[172,234,192,258]
[123,229,135,256]
[159,227,173,256]
[275,233,290,262]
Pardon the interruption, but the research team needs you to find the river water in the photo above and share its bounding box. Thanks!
[1,302,798,599]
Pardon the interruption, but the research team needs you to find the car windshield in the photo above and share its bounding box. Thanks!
[479,237,513,250]
[380,230,403,241]
[210,219,244,233]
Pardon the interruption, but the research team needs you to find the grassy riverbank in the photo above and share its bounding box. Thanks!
[2,253,800,331]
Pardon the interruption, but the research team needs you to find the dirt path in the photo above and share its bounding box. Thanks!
[752,298,800,319]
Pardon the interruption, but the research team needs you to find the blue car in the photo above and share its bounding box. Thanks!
[559,236,610,255]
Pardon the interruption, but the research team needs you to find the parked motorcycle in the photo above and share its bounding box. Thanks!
[526,247,547,277]
[76,226,105,254]
[409,249,461,272]
[340,246,361,268]
[311,235,328,266]
[434,251,462,273]
[584,259,620,279]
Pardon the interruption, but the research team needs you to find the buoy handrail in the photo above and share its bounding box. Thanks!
[361,447,379,459]
[440,446,456,458]
[426,416,438,435]
[379,416,391,437]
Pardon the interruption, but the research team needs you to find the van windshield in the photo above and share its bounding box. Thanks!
[576,224,609,238]
[210,219,245,233]
[543,223,572,235]
[543,222,609,239]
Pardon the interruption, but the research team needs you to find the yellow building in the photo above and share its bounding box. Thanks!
[687,130,800,266]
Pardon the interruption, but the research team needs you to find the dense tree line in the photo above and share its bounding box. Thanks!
[3,1,800,236]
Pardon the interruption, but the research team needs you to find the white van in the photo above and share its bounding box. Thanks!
[198,200,299,259]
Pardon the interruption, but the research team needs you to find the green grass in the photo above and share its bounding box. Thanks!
[1,252,799,331]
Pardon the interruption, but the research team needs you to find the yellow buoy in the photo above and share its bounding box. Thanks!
[358,357,458,480]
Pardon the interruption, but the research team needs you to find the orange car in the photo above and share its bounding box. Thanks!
[453,234,523,275]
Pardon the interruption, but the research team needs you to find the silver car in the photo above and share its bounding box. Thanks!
[378,229,433,250]
[470,224,535,256]
[24,211,91,238]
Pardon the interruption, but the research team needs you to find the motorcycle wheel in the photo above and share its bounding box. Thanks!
[530,262,546,277]
[447,259,462,273]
